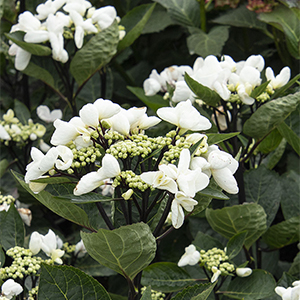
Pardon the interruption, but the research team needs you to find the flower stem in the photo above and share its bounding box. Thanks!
[95,202,114,230]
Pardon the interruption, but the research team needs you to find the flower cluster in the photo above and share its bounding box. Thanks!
[275,280,300,300]
[0,279,23,300]
[141,287,165,300]
[8,0,125,70]
[24,98,239,229]
[143,54,291,105]
[0,109,46,146]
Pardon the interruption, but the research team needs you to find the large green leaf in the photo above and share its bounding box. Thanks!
[206,203,267,250]
[244,165,281,227]
[12,171,96,232]
[70,21,119,87]
[81,222,156,280]
[5,31,52,56]
[187,26,229,58]
[258,4,300,59]
[226,231,248,260]
[257,129,282,154]
[172,282,216,300]
[0,204,25,251]
[280,170,300,219]
[243,92,300,140]
[198,187,228,200]
[207,132,240,145]
[141,262,196,293]
[184,73,221,107]
[193,231,224,251]
[14,99,30,124]
[277,121,300,155]
[262,216,300,249]
[221,270,276,300]
[127,86,168,111]
[264,138,287,170]
[118,4,156,52]
[38,264,111,300]
[288,252,300,277]
[213,4,267,31]
[154,0,200,27]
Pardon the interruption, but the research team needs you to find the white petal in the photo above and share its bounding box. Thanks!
[0,124,11,140]
[94,98,121,120]
[74,25,84,48]
[212,168,239,194]
[236,267,252,277]
[37,105,51,122]
[74,171,103,195]
[79,103,99,127]
[55,145,73,170]
[98,154,121,179]
[15,47,31,71]
[2,279,23,298]
[24,31,49,43]
[143,78,161,96]
[29,232,42,254]
[171,199,185,229]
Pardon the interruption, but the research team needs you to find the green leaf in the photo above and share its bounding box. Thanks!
[0,204,25,251]
[14,99,30,124]
[207,132,240,146]
[264,138,287,170]
[142,5,175,34]
[271,73,300,99]
[280,170,300,219]
[118,4,156,52]
[12,171,96,231]
[221,270,276,300]
[277,121,300,155]
[198,187,229,200]
[22,61,56,90]
[154,0,200,27]
[193,231,224,251]
[38,264,112,300]
[262,216,300,249]
[31,176,74,184]
[226,231,248,260]
[0,159,9,178]
[172,282,216,300]
[213,4,267,31]
[191,194,212,216]
[288,252,300,277]
[184,73,221,107]
[141,262,196,293]
[277,272,298,289]
[187,26,229,58]
[258,4,300,59]
[81,222,156,280]
[243,92,300,140]
[58,192,114,204]
[5,31,52,56]
[127,86,168,111]
[206,203,267,250]
[244,165,281,227]
[140,286,152,300]
[257,129,283,154]
[251,80,271,99]
[70,21,119,87]
[0,245,5,267]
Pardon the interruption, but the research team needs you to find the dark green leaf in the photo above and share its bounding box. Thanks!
[5,31,52,56]
[38,264,112,300]
[193,231,224,251]
[198,187,229,200]
[262,216,300,249]
[264,138,287,170]
[226,231,247,260]
[141,262,196,293]
[154,0,200,27]
[71,21,119,87]
[14,99,30,124]
[257,129,283,154]
[81,222,156,280]
[243,92,300,140]
[0,204,25,251]
[59,192,114,204]
[277,121,300,155]
[118,4,156,52]
[288,252,300,277]
[0,245,5,267]
[184,73,221,107]
[221,270,276,300]
[12,171,96,231]
[191,194,212,216]
[31,176,74,184]
[187,26,229,58]
[127,86,168,111]
[0,159,9,178]
[244,165,281,227]
[207,132,240,146]
[251,80,271,99]
[173,282,216,300]
[206,203,267,250]
[277,272,298,289]
[280,170,300,219]
[213,4,267,31]
[258,4,300,59]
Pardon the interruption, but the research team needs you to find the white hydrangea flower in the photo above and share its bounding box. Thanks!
[91,5,117,30]
[1,279,23,299]
[266,66,291,90]
[236,267,252,277]
[74,239,87,258]
[211,266,221,283]
[275,280,300,300]
[36,105,63,123]
[178,244,200,267]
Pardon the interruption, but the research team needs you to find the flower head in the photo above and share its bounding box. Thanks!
[1,279,23,299]
[178,244,200,267]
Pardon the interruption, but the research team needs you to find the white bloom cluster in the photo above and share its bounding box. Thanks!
[36,105,62,123]
[275,280,300,300]
[8,0,125,70]
[1,279,22,300]
[0,109,46,145]
[143,54,291,105]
